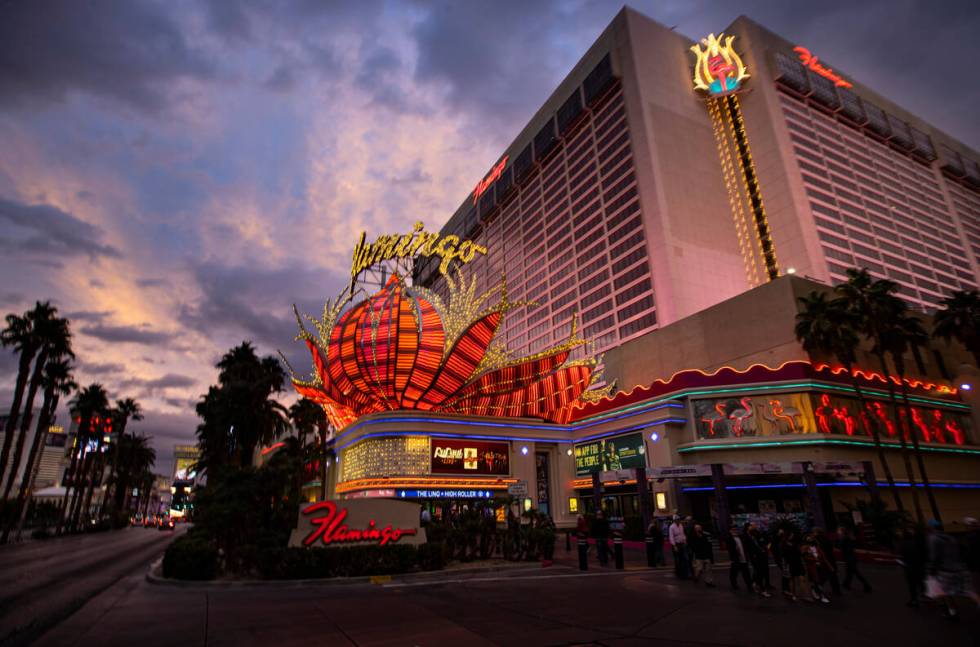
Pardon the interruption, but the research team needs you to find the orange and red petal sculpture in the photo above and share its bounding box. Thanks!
[289,274,601,430]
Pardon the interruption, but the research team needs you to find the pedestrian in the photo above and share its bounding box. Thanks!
[926,519,978,621]
[839,524,872,592]
[784,529,808,601]
[725,525,753,591]
[576,514,589,539]
[647,517,666,566]
[814,527,840,595]
[669,515,689,579]
[690,524,716,587]
[897,524,926,607]
[593,511,610,567]
[745,524,772,597]
[802,532,831,604]
[771,528,791,596]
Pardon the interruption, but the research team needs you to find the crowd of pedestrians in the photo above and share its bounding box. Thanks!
[656,513,980,619]
[574,509,979,621]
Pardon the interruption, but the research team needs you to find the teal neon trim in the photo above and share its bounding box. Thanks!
[677,437,980,456]
[576,380,967,424]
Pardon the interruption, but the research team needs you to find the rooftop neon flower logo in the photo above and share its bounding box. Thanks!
[691,33,750,96]
[286,273,606,430]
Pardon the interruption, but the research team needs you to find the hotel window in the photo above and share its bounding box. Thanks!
[578,270,610,294]
[619,312,657,338]
[823,247,854,264]
[614,262,649,290]
[616,295,654,322]
[584,315,615,337]
[615,280,651,306]
[581,285,611,309]
[609,230,644,260]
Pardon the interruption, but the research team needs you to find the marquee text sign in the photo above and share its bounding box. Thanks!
[290,499,426,548]
[431,438,510,475]
[349,221,488,296]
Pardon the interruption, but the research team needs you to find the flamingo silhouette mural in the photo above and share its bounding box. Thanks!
[727,397,754,437]
[815,394,833,434]
[767,398,802,433]
[700,401,728,437]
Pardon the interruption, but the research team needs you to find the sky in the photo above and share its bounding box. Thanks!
[1,0,978,476]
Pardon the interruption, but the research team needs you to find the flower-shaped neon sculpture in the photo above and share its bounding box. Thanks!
[287,273,602,430]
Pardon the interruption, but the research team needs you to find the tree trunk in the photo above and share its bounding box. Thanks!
[57,413,87,535]
[848,369,900,512]
[2,387,54,543]
[78,432,107,527]
[3,348,48,500]
[100,419,128,518]
[0,349,36,491]
[893,356,942,522]
[875,352,923,524]
[68,422,98,532]
[13,392,60,542]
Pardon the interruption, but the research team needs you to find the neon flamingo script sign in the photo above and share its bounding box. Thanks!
[301,501,417,547]
[793,46,853,89]
[472,156,508,205]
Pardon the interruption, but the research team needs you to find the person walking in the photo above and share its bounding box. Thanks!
[771,528,791,596]
[839,524,872,593]
[745,524,772,597]
[926,519,977,621]
[725,525,753,591]
[669,515,689,579]
[783,529,808,601]
[593,511,610,567]
[898,524,926,607]
[802,532,832,604]
[815,527,840,595]
[647,517,666,566]
[690,524,716,587]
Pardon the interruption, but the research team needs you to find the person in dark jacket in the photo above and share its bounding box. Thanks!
[839,524,872,592]
[725,526,753,591]
[593,511,610,567]
[771,528,791,596]
[815,528,841,595]
[689,524,716,587]
[647,518,666,566]
[898,524,926,607]
[745,524,772,597]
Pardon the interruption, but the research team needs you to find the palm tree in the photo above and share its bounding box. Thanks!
[932,290,980,367]
[289,398,326,498]
[3,304,72,501]
[795,291,900,511]
[836,269,923,524]
[0,308,42,489]
[112,433,155,516]
[879,304,941,522]
[196,342,289,476]
[4,358,76,543]
[101,398,143,518]
[61,384,109,533]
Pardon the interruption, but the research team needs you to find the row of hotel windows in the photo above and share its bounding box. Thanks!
[428,81,658,359]
[779,95,976,309]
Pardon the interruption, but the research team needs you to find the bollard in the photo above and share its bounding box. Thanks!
[614,537,624,570]
[646,537,657,567]
[577,538,589,571]
[566,531,572,552]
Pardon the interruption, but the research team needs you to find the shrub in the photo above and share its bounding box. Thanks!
[162,533,218,580]
[416,542,447,571]
[31,527,51,541]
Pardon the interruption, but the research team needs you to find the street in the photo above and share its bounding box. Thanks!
[2,533,975,647]
[0,526,182,646]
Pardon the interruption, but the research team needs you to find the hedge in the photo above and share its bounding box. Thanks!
[163,537,446,580]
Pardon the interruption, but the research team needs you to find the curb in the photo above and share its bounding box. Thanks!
[146,558,544,589]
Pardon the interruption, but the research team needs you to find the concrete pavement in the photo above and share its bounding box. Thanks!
[0,525,181,646]
[27,556,980,646]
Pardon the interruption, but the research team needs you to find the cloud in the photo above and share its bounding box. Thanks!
[65,310,113,323]
[119,372,197,392]
[0,1,215,113]
[78,323,176,345]
[0,198,122,260]
[82,362,126,376]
